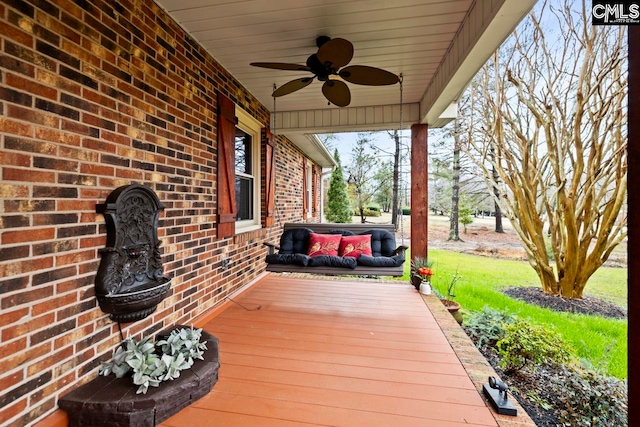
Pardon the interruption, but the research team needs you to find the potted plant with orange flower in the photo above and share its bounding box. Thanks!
[410,257,433,294]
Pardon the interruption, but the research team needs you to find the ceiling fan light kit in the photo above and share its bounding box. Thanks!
[250,36,399,107]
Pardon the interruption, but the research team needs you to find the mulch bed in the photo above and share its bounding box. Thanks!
[503,286,627,319]
[475,345,566,426]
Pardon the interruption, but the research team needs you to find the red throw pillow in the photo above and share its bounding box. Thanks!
[307,233,341,257]
[339,235,372,258]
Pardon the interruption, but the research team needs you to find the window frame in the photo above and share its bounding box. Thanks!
[234,106,262,233]
[306,159,313,217]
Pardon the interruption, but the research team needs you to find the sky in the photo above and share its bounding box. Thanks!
[318,130,415,206]
[319,130,412,167]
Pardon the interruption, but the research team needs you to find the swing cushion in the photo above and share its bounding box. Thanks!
[265,226,406,273]
[357,254,405,267]
[265,253,310,266]
[308,254,357,269]
[365,229,398,257]
[278,227,313,254]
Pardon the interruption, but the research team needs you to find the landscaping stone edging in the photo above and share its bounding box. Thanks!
[59,331,220,427]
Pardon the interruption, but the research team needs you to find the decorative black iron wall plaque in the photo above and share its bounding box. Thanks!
[95,184,171,322]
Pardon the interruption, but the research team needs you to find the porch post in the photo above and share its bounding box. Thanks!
[628,26,638,427]
[410,124,428,261]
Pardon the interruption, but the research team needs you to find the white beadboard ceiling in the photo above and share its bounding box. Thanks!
[156,0,536,135]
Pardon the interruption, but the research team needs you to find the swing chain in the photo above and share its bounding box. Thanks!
[272,83,277,135]
[272,84,283,226]
[398,73,406,245]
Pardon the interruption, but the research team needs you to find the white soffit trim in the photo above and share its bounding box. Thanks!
[273,103,421,134]
[420,0,537,126]
[284,133,336,168]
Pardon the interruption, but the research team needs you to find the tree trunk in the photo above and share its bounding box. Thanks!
[491,153,504,233]
[448,119,461,241]
[494,199,504,233]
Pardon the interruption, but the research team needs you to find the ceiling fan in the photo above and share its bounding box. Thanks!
[250,36,399,107]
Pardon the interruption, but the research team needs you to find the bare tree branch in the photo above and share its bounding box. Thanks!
[463,0,627,298]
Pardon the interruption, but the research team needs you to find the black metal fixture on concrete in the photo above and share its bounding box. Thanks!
[483,376,517,416]
[95,184,171,322]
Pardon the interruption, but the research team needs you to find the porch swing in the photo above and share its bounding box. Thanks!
[264,74,408,277]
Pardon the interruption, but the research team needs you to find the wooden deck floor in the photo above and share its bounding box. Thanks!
[159,275,499,427]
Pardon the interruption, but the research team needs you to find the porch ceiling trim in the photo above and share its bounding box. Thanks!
[273,0,536,134]
[422,0,537,128]
[274,102,420,135]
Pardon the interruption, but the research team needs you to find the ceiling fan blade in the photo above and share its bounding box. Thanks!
[250,62,311,72]
[339,65,399,86]
[272,77,314,97]
[317,38,354,69]
[322,80,351,107]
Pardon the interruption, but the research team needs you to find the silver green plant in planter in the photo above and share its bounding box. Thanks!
[99,326,208,394]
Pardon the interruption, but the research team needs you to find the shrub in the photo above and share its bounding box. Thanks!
[366,205,380,212]
[465,307,515,347]
[157,326,208,365]
[402,207,411,215]
[362,208,381,217]
[459,208,474,233]
[550,366,628,426]
[99,327,207,394]
[497,318,575,371]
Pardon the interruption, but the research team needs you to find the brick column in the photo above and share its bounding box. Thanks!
[411,124,428,261]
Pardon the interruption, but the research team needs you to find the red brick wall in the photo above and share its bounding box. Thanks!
[0,0,318,425]
[270,141,322,227]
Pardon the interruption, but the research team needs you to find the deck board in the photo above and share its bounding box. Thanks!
[159,275,498,427]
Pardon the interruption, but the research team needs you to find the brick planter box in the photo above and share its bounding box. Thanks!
[59,330,220,427]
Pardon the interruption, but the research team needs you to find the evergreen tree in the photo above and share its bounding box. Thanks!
[325,149,352,223]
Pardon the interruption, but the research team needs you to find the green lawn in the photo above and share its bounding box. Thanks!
[402,249,628,379]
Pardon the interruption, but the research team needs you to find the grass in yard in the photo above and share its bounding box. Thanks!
[401,249,628,379]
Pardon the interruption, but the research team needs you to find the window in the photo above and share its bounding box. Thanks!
[216,94,263,237]
[235,129,253,221]
[234,107,261,232]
